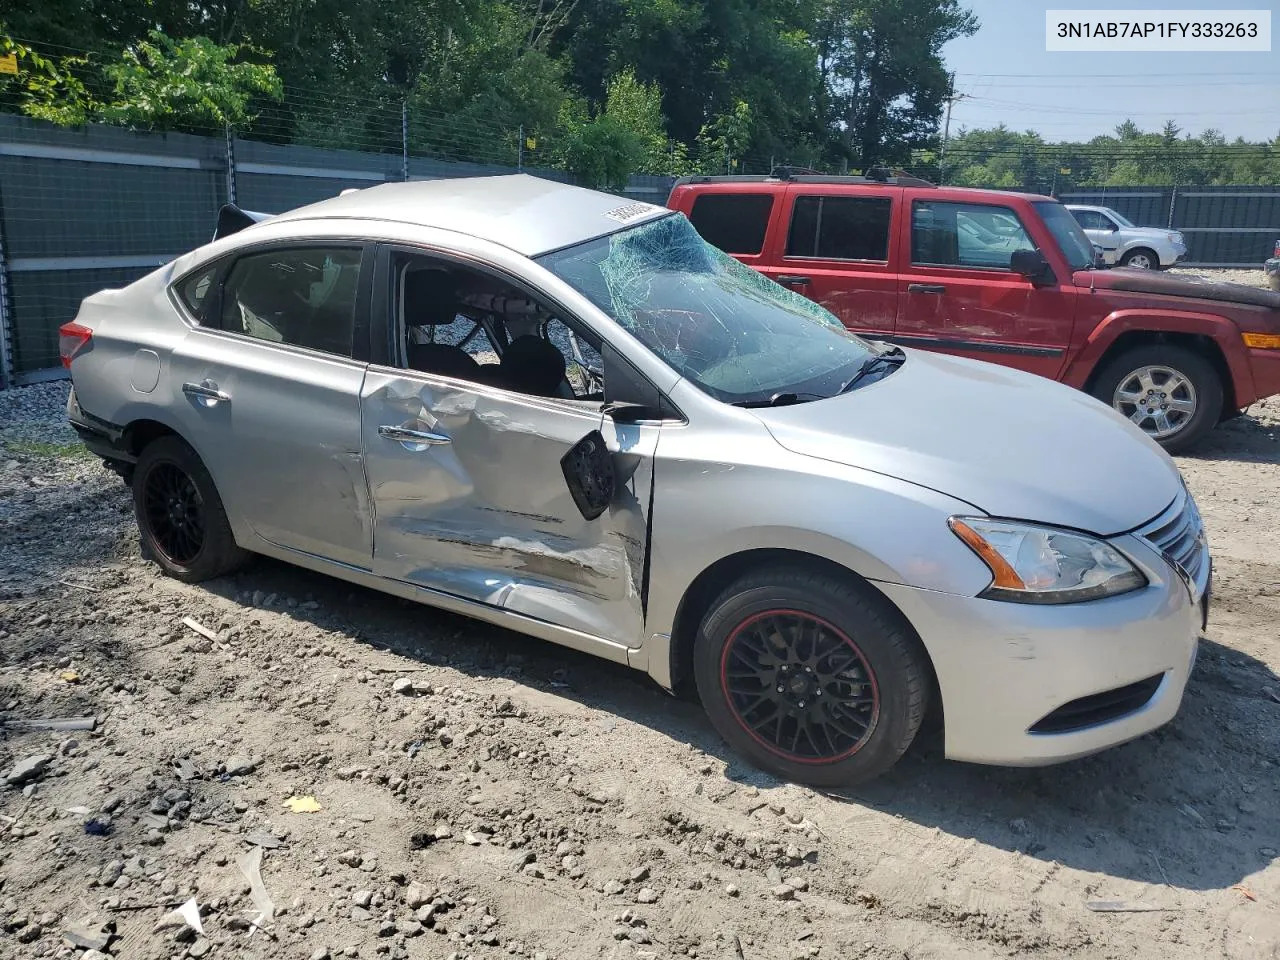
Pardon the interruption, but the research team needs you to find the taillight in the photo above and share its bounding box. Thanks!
[58,322,93,368]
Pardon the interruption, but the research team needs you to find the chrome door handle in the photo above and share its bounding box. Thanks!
[378,425,451,446]
[182,380,231,405]
[907,283,947,294]
[777,275,811,285]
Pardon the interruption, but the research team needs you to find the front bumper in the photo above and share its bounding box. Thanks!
[879,531,1203,766]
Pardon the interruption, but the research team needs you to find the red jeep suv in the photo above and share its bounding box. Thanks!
[667,172,1280,451]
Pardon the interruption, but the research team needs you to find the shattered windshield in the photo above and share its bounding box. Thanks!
[537,214,877,404]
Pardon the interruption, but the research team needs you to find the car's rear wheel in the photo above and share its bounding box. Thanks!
[1120,247,1158,270]
[132,436,248,582]
[1090,344,1223,453]
[693,567,929,787]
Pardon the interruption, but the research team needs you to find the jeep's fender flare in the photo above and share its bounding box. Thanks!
[1062,307,1254,401]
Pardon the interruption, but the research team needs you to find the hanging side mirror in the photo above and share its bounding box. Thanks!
[560,430,615,521]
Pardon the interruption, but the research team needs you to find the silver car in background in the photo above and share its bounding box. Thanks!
[1067,204,1188,269]
[61,176,1209,785]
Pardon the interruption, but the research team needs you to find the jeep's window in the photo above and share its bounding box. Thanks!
[178,263,221,322]
[912,201,1035,270]
[220,247,363,356]
[688,194,774,255]
[786,196,891,261]
[1035,201,1096,271]
[539,213,881,406]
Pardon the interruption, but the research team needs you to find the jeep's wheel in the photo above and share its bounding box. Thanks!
[132,436,248,582]
[693,568,928,787]
[1120,247,1158,270]
[1091,345,1223,452]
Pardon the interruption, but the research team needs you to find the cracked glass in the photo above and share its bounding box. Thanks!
[539,214,877,405]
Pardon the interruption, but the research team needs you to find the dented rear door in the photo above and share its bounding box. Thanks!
[360,370,657,647]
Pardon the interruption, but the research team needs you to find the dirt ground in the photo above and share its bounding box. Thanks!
[2,275,1279,960]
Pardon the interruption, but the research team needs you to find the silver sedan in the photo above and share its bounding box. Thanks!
[61,176,1209,785]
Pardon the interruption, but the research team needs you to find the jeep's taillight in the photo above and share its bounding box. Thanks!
[58,322,92,368]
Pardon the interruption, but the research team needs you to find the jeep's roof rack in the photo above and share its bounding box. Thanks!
[671,170,936,188]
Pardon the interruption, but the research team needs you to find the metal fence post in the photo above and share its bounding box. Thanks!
[402,102,409,181]
[1168,184,1177,229]
[518,125,524,172]
[225,124,237,205]
[0,225,13,390]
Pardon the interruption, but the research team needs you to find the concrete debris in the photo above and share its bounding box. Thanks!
[5,754,51,785]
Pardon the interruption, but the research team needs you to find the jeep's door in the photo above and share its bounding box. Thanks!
[895,198,1075,379]
[762,184,901,338]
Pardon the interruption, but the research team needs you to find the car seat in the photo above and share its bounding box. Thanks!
[403,268,481,379]
[500,336,567,397]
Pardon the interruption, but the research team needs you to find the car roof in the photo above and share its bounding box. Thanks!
[265,175,671,257]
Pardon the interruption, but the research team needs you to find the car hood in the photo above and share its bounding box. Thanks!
[753,349,1181,536]
[1081,267,1280,310]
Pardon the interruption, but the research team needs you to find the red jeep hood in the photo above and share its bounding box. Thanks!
[1078,268,1280,311]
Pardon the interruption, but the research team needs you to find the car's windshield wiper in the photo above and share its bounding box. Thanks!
[837,347,905,395]
[732,391,824,408]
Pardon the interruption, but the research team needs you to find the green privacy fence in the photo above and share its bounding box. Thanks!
[1058,185,1280,267]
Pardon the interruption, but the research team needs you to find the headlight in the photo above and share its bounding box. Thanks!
[949,517,1146,604]
[1168,232,1182,244]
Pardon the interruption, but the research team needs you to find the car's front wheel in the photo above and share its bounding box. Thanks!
[132,436,248,582]
[1120,247,1159,270]
[693,567,929,787]
[1090,344,1223,453]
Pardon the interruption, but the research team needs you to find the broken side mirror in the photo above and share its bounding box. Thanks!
[561,430,615,521]
[1010,249,1054,284]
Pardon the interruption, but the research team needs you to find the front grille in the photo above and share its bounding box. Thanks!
[1136,491,1208,588]
[1029,674,1164,734]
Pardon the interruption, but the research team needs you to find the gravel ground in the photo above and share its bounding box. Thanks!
[1,296,1279,960]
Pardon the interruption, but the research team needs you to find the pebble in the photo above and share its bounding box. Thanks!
[635,887,659,904]
[352,890,373,907]
[188,939,212,957]
[603,880,625,896]
[405,882,433,908]
[310,950,331,960]
[5,754,51,785]
[771,884,796,900]
[224,756,257,776]
[351,907,373,922]
[725,884,740,897]
[629,866,650,883]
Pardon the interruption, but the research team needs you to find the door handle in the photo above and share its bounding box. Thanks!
[907,283,947,294]
[378,424,452,446]
[182,380,231,405]
[776,275,811,285]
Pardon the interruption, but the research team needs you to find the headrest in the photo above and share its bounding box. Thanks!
[501,336,567,396]
[403,268,458,326]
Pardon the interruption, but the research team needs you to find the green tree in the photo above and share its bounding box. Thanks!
[96,31,282,132]
[816,0,978,168]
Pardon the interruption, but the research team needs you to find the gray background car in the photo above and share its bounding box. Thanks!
[1067,203,1188,269]
[61,175,1209,785]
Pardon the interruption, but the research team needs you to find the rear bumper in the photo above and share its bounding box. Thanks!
[879,535,1202,766]
[66,387,134,464]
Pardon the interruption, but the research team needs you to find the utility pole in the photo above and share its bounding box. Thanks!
[939,73,967,185]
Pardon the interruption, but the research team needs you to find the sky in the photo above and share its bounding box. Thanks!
[941,0,1280,142]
